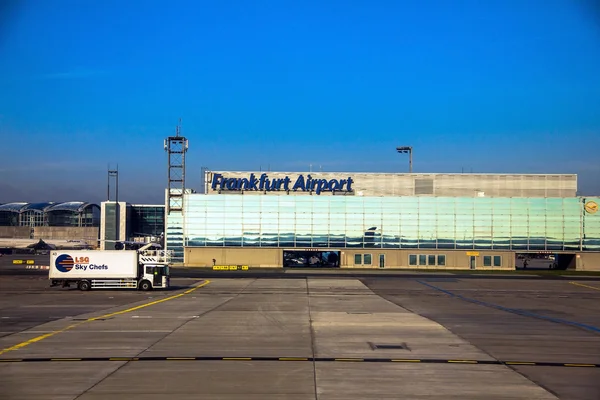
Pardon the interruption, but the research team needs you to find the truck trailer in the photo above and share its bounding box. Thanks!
[49,246,172,291]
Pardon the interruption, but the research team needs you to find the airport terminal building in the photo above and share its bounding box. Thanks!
[165,171,600,270]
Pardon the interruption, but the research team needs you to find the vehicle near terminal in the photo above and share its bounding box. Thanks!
[49,244,172,291]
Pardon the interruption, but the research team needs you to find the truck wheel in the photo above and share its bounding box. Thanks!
[139,280,152,291]
[78,280,91,291]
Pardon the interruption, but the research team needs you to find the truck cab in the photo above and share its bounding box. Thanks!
[137,249,171,290]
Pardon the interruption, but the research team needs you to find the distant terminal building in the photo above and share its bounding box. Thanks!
[100,202,164,250]
[0,201,101,249]
[0,201,100,227]
[164,171,600,270]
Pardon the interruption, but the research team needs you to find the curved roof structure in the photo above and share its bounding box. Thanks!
[0,202,29,213]
[21,202,56,213]
[46,201,99,213]
[0,202,99,214]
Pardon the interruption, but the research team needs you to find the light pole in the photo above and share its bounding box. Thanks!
[396,146,412,173]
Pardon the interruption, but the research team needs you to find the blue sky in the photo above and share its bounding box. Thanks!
[1,0,599,204]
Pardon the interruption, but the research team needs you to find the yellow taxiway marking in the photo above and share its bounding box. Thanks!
[0,280,210,356]
[564,363,596,367]
[569,281,600,291]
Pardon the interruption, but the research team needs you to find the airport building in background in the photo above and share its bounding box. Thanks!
[165,171,600,270]
[0,201,101,249]
[0,202,100,227]
[100,202,165,250]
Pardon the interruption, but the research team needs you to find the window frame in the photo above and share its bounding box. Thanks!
[493,255,502,267]
[437,254,446,266]
[483,255,492,267]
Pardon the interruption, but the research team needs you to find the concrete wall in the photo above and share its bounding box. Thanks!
[577,253,600,271]
[185,247,281,267]
[0,226,30,239]
[184,247,516,270]
[341,249,515,270]
[34,227,99,242]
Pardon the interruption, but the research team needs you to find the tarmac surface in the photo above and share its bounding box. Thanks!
[0,271,599,399]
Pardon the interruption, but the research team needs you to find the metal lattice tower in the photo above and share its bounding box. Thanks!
[164,119,188,213]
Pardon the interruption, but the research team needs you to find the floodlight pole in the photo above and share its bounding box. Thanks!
[396,146,413,173]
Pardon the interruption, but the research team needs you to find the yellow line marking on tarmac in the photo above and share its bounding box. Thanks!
[88,280,211,321]
[569,281,600,291]
[0,280,211,357]
[564,363,596,367]
[0,323,84,356]
[222,357,252,360]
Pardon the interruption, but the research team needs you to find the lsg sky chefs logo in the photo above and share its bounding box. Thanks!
[54,254,108,273]
[55,254,75,272]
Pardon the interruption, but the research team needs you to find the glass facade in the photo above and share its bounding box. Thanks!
[19,210,48,227]
[130,206,165,237]
[0,211,19,226]
[47,207,100,227]
[166,195,600,258]
[104,203,118,243]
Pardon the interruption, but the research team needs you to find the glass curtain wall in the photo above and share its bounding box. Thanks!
[130,206,165,237]
[172,195,598,253]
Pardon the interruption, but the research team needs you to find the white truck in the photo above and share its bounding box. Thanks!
[49,246,172,291]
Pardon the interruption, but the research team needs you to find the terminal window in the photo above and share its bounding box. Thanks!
[483,255,503,267]
[409,254,446,267]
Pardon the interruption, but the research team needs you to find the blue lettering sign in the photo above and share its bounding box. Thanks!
[212,173,354,195]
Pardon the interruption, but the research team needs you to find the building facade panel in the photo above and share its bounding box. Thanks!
[204,171,577,198]
[170,195,599,260]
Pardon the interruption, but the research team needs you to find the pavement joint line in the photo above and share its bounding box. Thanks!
[0,280,211,356]
[0,356,599,367]
[569,281,600,291]
[415,279,600,334]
